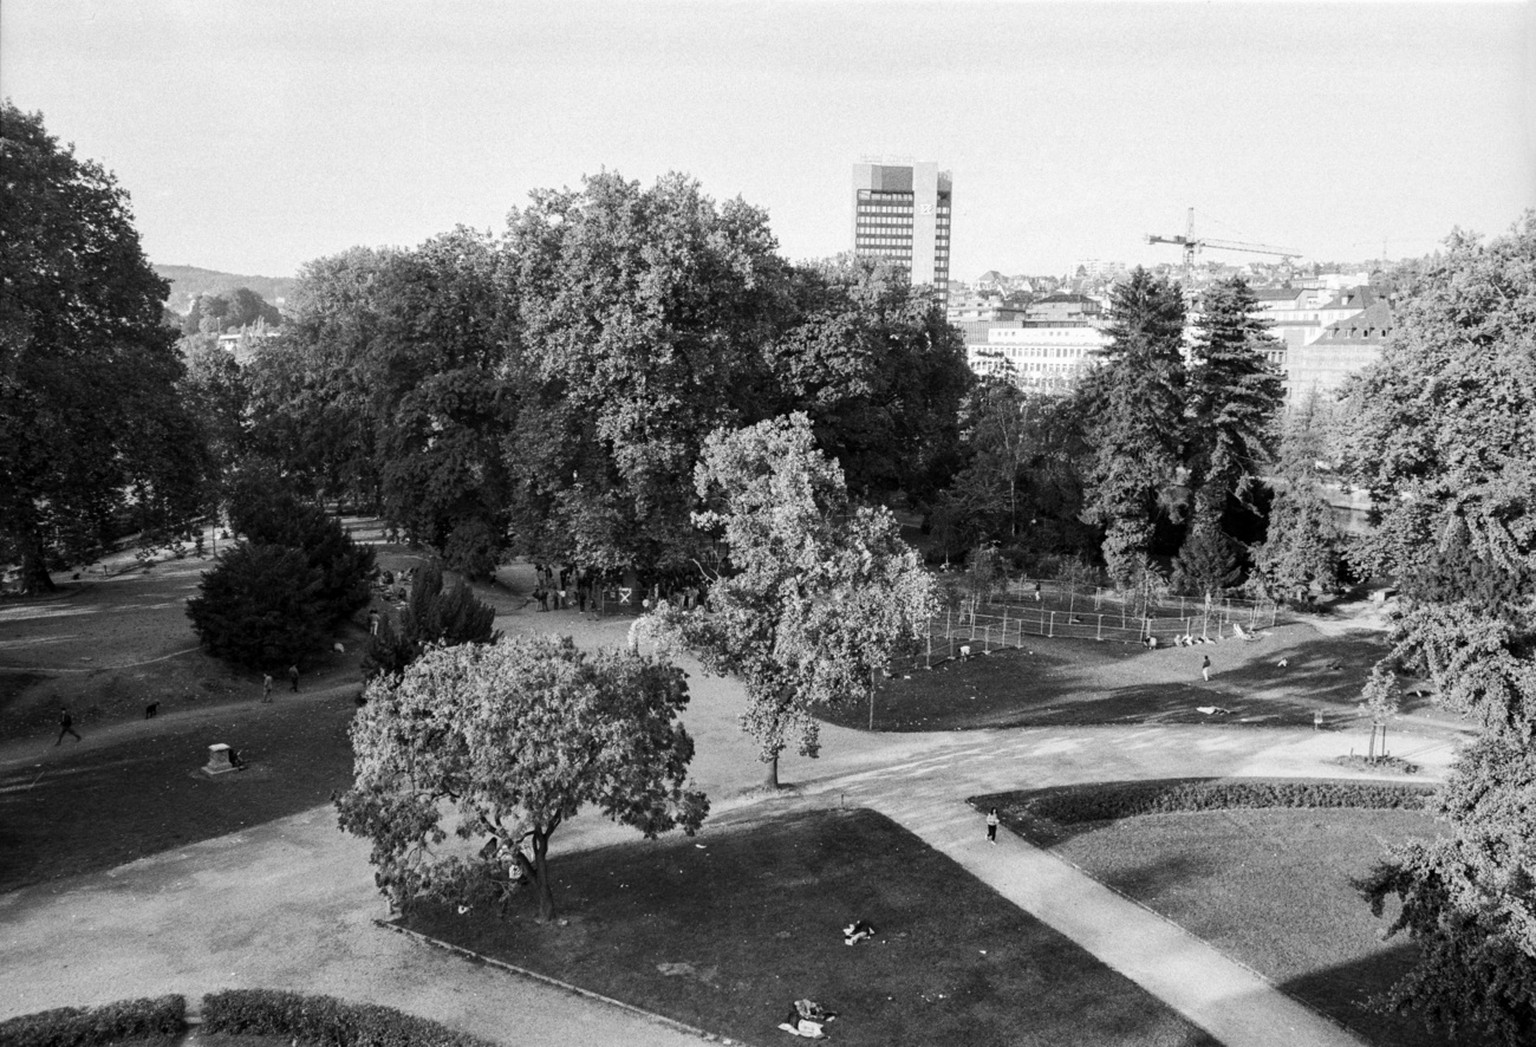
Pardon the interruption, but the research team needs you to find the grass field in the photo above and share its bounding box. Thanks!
[0,689,358,894]
[978,793,1459,1047]
[821,622,1446,732]
[405,807,1219,1047]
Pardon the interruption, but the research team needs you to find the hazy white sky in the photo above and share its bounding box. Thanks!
[3,1,1532,280]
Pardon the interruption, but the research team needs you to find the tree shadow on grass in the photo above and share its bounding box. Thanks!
[0,694,357,894]
[1280,947,1473,1047]
[823,627,1450,733]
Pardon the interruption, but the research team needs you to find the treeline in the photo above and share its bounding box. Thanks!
[222,172,972,582]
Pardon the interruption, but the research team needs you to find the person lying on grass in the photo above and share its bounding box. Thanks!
[843,919,876,945]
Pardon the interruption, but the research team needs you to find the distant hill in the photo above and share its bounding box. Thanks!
[154,265,298,315]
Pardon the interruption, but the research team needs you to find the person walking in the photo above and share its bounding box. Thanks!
[986,807,999,844]
[55,706,82,746]
[1201,654,1211,683]
[288,664,300,693]
[262,673,273,703]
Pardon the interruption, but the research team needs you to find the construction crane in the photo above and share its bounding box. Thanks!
[1147,208,1301,283]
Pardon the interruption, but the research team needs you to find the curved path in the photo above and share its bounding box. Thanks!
[0,595,1464,1046]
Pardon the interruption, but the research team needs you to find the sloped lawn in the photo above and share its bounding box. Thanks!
[977,785,1460,1047]
[405,807,1218,1047]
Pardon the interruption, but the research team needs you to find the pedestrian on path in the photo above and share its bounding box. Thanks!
[288,664,300,693]
[368,609,380,635]
[55,706,81,745]
[262,673,273,702]
[986,807,999,844]
[1201,654,1211,683]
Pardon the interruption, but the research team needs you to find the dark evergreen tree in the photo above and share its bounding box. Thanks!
[185,543,327,667]
[228,488,375,626]
[1076,268,1187,586]
[361,560,500,682]
[1169,517,1242,596]
[1184,276,1285,525]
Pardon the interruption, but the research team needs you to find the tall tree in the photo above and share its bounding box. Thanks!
[179,339,251,521]
[1076,267,1188,587]
[650,414,937,787]
[336,635,708,922]
[940,378,1092,556]
[768,256,972,503]
[1174,277,1284,591]
[503,171,787,575]
[1,103,209,589]
[1343,216,1535,1046]
[246,246,398,505]
[370,229,515,576]
[1251,392,1344,603]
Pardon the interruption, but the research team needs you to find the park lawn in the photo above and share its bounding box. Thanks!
[404,807,1218,1047]
[980,797,1457,1047]
[820,623,1444,732]
[0,689,358,894]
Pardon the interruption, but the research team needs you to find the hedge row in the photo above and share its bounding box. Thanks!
[993,777,1435,827]
[0,995,185,1047]
[201,988,497,1047]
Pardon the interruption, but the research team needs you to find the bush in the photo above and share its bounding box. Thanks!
[361,560,499,682]
[0,994,185,1047]
[980,777,1433,830]
[186,542,329,667]
[232,492,375,624]
[201,988,495,1047]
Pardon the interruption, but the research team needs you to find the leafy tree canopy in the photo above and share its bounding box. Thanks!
[768,255,972,503]
[650,413,937,786]
[336,635,707,921]
[1344,215,1536,1045]
[1,101,208,588]
[504,170,787,573]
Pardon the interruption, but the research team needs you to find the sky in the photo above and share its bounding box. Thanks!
[3,1,1532,281]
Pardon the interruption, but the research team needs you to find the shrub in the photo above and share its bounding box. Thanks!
[186,542,328,667]
[979,777,1433,831]
[201,988,495,1047]
[233,492,375,624]
[0,994,185,1047]
[361,560,499,682]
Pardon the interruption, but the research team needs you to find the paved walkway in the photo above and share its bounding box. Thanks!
[0,577,1466,1046]
[862,792,1368,1047]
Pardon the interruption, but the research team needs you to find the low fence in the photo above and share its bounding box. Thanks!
[894,580,1282,672]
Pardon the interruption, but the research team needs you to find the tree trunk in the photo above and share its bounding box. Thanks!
[18,525,55,593]
[531,829,556,914]
[764,753,780,790]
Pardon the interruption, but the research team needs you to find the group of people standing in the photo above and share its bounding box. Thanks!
[529,563,590,613]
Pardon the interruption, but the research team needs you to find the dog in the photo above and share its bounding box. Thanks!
[1276,658,1289,668]
[144,702,158,719]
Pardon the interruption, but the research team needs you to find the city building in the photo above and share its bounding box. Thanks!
[852,161,952,299]
[1249,284,1388,403]
[946,292,1027,324]
[1285,300,1392,403]
[962,318,1110,393]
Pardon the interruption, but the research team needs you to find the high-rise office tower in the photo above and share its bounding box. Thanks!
[851,161,952,297]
